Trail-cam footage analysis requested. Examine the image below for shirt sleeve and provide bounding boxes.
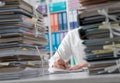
[49,31,72,69]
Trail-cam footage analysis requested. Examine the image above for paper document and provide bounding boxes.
[49,68,84,74]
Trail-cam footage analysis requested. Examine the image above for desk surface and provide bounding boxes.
[1,72,120,83]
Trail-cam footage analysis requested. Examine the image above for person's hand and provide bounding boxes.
[52,58,68,70]
[69,63,88,70]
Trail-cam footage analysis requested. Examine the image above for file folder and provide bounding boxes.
[54,13,59,31]
[62,12,68,30]
[58,13,63,30]
[56,32,60,48]
[50,14,54,32]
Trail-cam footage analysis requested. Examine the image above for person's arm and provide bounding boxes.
[69,62,88,70]
[49,31,72,70]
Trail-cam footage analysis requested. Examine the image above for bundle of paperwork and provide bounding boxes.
[78,0,120,75]
[0,0,49,80]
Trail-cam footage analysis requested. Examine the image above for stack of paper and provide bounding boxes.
[79,0,120,9]
[78,1,120,75]
[49,67,84,74]
[0,0,49,80]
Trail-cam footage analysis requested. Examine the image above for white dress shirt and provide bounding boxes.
[49,28,87,72]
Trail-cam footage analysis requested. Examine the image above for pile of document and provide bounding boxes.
[79,0,120,9]
[0,0,49,80]
[78,1,120,75]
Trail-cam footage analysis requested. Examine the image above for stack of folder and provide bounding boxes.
[79,0,120,8]
[50,12,68,32]
[0,0,49,80]
[78,1,120,75]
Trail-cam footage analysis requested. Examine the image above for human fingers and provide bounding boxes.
[69,65,82,70]
[58,58,69,69]
[53,62,66,69]
[65,62,69,68]
[69,63,88,70]
[57,58,66,65]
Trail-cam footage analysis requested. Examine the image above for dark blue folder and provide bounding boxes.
[58,13,63,30]
[62,12,68,30]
